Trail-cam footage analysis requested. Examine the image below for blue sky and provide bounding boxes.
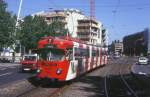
[5,0,150,43]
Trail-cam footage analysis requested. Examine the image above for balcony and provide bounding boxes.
[45,18,67,25]
[80,38,90,41]
[77,32,90,35]
[78,19,98,25]
[78,35,90,38]
[77,29,90,32]
[78,24,91,27]
[91,24,99,28]
[45,12,66,18]
[78,23,99,28]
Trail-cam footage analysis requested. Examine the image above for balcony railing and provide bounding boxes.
[78,35,90,39]
[78,23,99,28]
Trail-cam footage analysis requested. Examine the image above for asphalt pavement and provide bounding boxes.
[131,63,150,75]
[0,63,33,86]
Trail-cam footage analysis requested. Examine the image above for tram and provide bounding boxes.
[36,36,107,81]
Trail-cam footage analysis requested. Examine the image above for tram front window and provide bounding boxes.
[39,48,65,61]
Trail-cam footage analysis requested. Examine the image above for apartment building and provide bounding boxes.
[77,18,102,45]
[123,28,150,56]
[33,9,105,45]
[33,9,85,38]
[110,40,123,55]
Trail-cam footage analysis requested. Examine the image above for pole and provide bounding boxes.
[13,0,23,61]
[15,0,23,30]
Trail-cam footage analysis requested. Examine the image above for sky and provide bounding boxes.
[5,0,150,44]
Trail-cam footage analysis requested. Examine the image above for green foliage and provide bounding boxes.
[47,21,68,37]
[19,15,68,52]
[0,0,15,49]
[19,15,47,51]
[0,0,68,53]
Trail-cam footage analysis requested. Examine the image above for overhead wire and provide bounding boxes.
[107,0,121,44]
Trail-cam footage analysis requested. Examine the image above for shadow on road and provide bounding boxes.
[74,75,105,97]
[74,73,150,97]
[27,76,68,88]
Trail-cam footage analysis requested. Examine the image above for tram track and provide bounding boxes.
[119,60,139,97]
[103,58,149,97]
[103,63,132,97]
[15,79,72,97]
[119,61,150,97]
[104,75,135,97]
[120,74,139,97]
[120,73,150,97]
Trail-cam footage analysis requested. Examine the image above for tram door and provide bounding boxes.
[74,47,84,74]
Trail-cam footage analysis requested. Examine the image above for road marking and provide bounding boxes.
[9,66,16,69]
[0,72,12,77]
[0,63,20,67]
[0,68,7,71]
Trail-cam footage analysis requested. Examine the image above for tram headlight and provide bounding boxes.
[37,68,41,73]
[56,68,62,75]
[37,69,41,73]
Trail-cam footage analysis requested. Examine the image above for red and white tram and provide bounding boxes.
[36,36,107,81]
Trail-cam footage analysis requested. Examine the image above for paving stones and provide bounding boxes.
[0,79,35,97]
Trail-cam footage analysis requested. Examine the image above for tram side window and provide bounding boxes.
[92,50,96,56]
[81,48,89,57]
[97,49,100,57]
[86,49,90,57]
[102,50,105,56]
[74,48,81,57]
[74,48,89,57]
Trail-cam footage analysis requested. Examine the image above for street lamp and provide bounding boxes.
[13,0,23,62]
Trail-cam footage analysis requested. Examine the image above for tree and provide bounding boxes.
[47,21,68,37]
[19,15,48,52]
[0,0,16,49]
[19,15,68,53]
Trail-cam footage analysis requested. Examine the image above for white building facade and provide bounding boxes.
[33,9,104,45]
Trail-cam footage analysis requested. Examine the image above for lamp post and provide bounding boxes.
[13,0,23,62]
[15,0,23,33]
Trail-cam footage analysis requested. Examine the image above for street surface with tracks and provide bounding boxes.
[0,56,150,97]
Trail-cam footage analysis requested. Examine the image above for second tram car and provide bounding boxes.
[36,36,107,81]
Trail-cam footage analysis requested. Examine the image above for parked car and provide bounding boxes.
[138,57,148,65]
[20,54,38,72]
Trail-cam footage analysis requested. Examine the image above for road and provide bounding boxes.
[1,56,150,97]
[0,63,33,86]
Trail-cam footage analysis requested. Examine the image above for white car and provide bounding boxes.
[138,57,148,65]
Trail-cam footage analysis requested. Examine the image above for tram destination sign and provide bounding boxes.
[45,44,55,48]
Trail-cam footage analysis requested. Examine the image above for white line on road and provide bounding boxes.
[0,72,12,77]
[0,63,21,67]
[0,68,7,71]
[9,66,16,69]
